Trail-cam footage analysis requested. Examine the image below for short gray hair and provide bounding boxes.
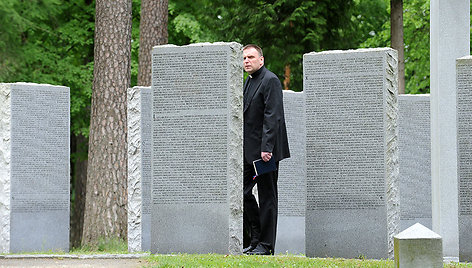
[243,44,263,57]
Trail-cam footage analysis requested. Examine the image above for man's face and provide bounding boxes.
[243,47,264,74]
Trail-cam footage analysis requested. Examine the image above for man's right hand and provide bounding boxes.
[261,152,272,162]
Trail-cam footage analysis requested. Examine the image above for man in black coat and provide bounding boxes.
[242,44,290,255]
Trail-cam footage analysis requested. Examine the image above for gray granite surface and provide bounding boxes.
[276,90,306,254]
[457,56,472,262]
[398,94,431,231]
[304,48,399,259]
[0,83,70,253]
[150,43,243,254]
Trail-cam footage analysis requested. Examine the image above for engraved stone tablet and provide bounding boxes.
[151,43,243,254]
[0,83,70,253]
[276,90,306,254]
[304,48,399,259]
[127,86,152,252]
[456,55,472,262]
[398,95,431,231]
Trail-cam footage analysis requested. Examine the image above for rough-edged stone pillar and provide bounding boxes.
[304,48,399,259]
[0,83,70,253]
[430,0,470,260]
[151,43,243,254]
[127,86,152,252]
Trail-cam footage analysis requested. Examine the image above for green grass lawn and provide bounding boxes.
[145,254,472,268]
[8,237,472,268]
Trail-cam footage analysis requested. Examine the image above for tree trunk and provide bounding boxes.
[137,0,168,86]
[283,64,291,91]
[391,0,405,94]
[83,0,132,244]
[70,134,88,248]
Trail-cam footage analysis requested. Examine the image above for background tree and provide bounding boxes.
[391,0,405,94]
[82,0,132,244]
[193,0,357,91]
[137,0,168,86]
[362,0,430,94]
[0,0,94,248]
[167,0,390,91]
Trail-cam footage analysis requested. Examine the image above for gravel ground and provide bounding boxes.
[0,258,148,267]
[0,254,150,268]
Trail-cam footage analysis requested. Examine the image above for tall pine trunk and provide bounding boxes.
[83,0,132,244]
[137,0,168,86]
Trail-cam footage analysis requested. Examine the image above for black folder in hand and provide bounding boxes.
[252,157,277,178]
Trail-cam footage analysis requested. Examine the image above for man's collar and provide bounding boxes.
[249,66,264,79]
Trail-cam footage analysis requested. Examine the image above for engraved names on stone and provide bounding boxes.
[304,48,399,259]
[151,43,243,254]
[276,90,306,254]
[140,87,152,252]
[0,83,70,253]
[398,95,431,231]
[456,56,472,261]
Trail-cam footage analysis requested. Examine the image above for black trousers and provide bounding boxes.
[243,159,279,252]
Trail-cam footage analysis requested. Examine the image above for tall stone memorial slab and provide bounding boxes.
[430,0,469,259]
[304,48,399,259]
[0,83,70,253]
[151,43,243,254]
[127,86,152,252]
[276,90,306,254]
[398,95,431,231]
[456,56,472,262]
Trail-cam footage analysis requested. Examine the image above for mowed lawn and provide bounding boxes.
[146,254,472,267]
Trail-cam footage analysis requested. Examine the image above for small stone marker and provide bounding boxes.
[394,223,442,268]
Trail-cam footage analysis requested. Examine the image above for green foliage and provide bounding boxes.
[163,0,391,91]
[131,0,141,87]
[349,0,389,47]
[362,0,431,94]
[168,0,215,44]
[200,0,358,91]
[403,0,430,94]
[164,0,375,91]
[0,0,94,137]
[365,0,472,95]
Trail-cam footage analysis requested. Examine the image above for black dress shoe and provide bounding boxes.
[243,244,257,254]
[246,244,271,255]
